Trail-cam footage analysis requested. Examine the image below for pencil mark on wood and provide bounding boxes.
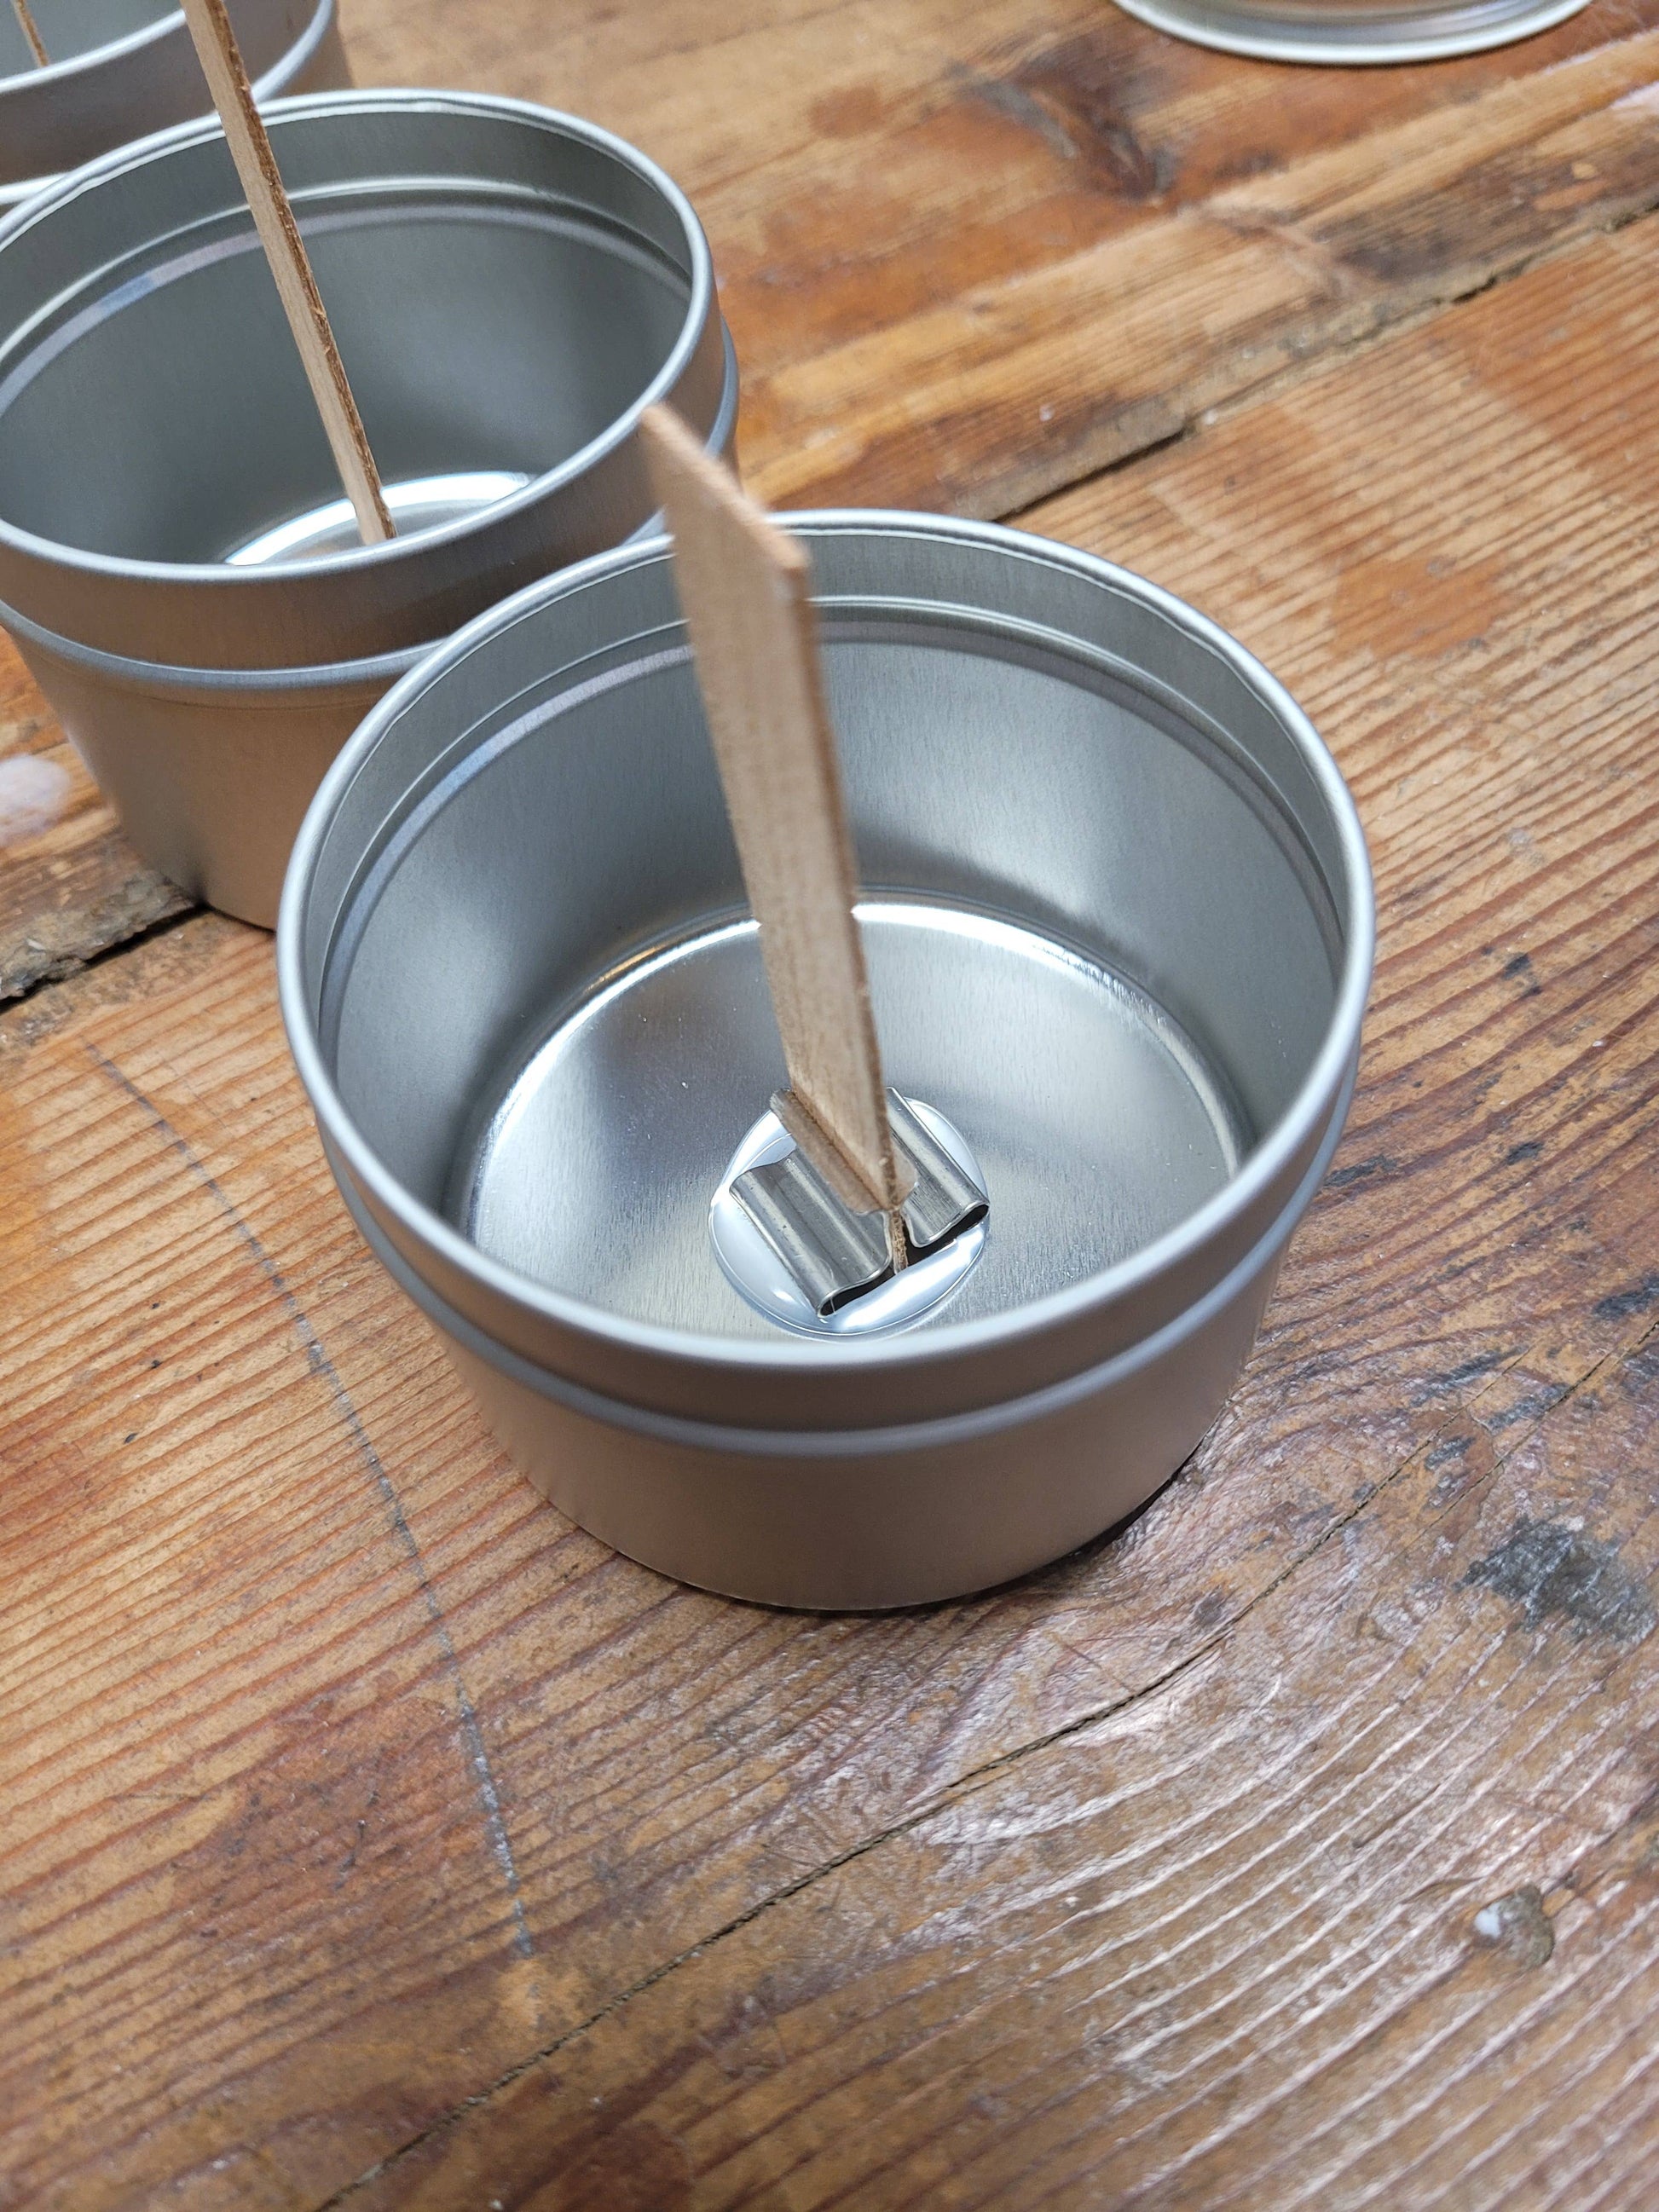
[84,1043,534,1961]
[1461,1517,1656,1645]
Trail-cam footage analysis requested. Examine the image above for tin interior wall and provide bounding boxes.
[0,201,691,562]
[324,626,1337,1331]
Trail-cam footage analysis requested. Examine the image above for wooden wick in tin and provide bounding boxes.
[640,404,915,1270]
[12,0,49,66]
[177,0,395,546]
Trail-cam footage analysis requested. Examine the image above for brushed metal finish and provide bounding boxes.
[0,91,731,665]
[0,86,737,929]
[2,596,422,925]
[279,515,1374,1608]
[724,1087,990,1325]
[1109,0,1589,62]
[0,0,348,207]
[715,1089,991,1333]
[0,326,736,927]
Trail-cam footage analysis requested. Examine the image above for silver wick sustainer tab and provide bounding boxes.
[712,1092,990,1337]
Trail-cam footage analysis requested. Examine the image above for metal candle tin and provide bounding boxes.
[1109,0,1590,64]
[280,517,1373,1610]
[0,0,348,211]
[0,90,737,922]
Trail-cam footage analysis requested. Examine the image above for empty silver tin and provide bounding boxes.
[1109,0,1590,64]
[279,515,1373,1610]
[0,0,348,211]
[0,89,737,922]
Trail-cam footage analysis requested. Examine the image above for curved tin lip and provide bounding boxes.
[0,0,337,199]
[348,1052,1357,1453]
[278,511,1376,1386]
[0,86,716,586]
[1,5,185,96]
[0,319,737,696]
[0,586,431,690]
[1107,0,1588,62]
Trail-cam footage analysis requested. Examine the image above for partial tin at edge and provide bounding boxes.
[1108,0,1590,65]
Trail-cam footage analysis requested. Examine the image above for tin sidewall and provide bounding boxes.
[0,92,725,667]
[1107,0,1591,61]
[279,514,1373,1430]
[0,0,348,198]
[335,1097,1340,1608]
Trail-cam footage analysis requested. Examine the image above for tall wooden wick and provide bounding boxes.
[640,405,913,1271]
[177,0,394,546]
[12,0,49,66]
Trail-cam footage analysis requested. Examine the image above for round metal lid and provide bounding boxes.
[1108,0,1589,64]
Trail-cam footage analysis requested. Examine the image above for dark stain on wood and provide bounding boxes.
[1462,1517,1656,1644]
[1595,1273,1659,1324]
[1005,38,1178,201]
[1327,1153,1396,1189]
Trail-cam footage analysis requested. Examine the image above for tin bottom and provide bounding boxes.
[1107,0,1590,61]
[452,898,1250,1343]
[224,471,533,565]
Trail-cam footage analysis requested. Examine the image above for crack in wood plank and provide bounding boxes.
[83,1043,535,1967]
[311,1293,1659,2209]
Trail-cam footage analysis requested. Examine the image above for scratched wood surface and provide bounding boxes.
[4,3,1659,2208]
[6,0,1659,994]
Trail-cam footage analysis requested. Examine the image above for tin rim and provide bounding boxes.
[0,0,339,202]
[0,88,717,590]
[278,511,1375,1388]
[1107,0,1590,63]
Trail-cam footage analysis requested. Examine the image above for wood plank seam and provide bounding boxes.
[309,1294,1659,2209]
[1,897,194,1008]
[1019,185,1659,540]
[6,193,1658,1017]
[83,1042,535,1965]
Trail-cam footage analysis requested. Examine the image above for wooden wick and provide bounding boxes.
[639,404,914,1270]
[12,0,49,66]
[177,0,394,546]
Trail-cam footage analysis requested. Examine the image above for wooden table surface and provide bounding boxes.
[5,3,1659,2204]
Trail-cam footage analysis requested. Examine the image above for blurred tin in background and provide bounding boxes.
[280,515,1373,1611]
[1,0,349,211]
[0,90,737,922]
[1109,0,1590,64]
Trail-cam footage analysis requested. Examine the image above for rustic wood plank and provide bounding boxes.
[0,650,188,1001]
[348,1331,1659,2211]
[344,0,1659,515]
[4,210,1659,2205]
[4,0,1659,986]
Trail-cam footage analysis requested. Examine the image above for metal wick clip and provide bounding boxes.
[732,1089,988,1319]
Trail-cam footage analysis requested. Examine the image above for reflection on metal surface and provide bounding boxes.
[225,471,530,566]
[714,1093,990,1337]
[1108,0,1591,64]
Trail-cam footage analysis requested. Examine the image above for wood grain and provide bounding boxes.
[344,0,1659,513]
[0,659,188,1002]
[178,0,394,544]
[10,0,47,68]
[5,0,1658,992]
[641,405,909,1232]
[3,200,1659,2204]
